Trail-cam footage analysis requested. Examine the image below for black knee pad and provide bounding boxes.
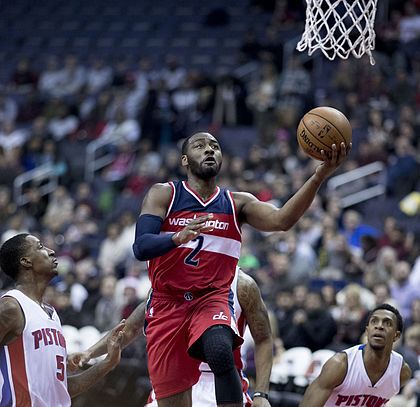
[201,325,235,375]
[201,325,243,404]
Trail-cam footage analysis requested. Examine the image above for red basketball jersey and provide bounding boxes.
[148,181,241,293]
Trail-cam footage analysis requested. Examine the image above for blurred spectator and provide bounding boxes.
[56,54,87,97]
[386,136,419,197]
[277,54,311,112]
[390,261,420,320]
[86,58,113,95]
[282,290,337,351]
[99,108,141,145]
[9,57,39,93]
[161,55,186,92]
[42,186,75,233]
[53,288,81,328]
[378,218,414,260]
[239,29,263,62]
[0,93,18,125]
[340,209,380,255]
[38,56,64,96]
[332,284,368,348]
[246,62,278,142]
[120,280,141,320]
[274,287,296,340]
[94,275,120,332]
[97,223,124,274]
[407,299,420,329]
[48,103,79,141]
[0,120,28,151]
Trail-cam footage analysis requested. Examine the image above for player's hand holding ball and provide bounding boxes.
[297,106,352,179]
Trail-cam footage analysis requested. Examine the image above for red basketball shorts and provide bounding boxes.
[144,289,243,400]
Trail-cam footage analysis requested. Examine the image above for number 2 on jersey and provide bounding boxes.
[184,236,204,266]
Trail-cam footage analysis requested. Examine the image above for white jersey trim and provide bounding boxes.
[182,181,221,207]
[161,231,241,259]
[227,190,241,236]
[165,181,176,218]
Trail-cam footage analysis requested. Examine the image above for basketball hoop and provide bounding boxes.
[296,0,378,65]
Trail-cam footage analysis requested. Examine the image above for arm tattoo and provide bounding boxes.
[237,273,271,343]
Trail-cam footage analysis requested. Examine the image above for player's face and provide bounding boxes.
[23,235,58,277]
[366,309,400,350]
[183,134,222,180]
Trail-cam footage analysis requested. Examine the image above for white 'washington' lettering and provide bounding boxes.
[168,216,229,230]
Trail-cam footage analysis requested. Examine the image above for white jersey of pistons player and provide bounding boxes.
[0,289,71,407]
[146,267,252,407]
[325,344,403,407]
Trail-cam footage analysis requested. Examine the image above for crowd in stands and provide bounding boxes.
[0,0,419,406]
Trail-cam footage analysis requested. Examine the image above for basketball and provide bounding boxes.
[297,106,352,161]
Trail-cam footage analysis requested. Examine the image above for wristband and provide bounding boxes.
[253,391,269,400]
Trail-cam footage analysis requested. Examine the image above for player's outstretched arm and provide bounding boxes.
[234,143,350,232]
[238,271,273,406]
[299,352,347,407]
[68,303,146,370]
[67,323,124,398]
[0,297,24,346]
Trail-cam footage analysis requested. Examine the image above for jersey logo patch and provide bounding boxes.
[213,311,228,321]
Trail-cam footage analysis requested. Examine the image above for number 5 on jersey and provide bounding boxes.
[184,236,204,266]
[56,355,65,381]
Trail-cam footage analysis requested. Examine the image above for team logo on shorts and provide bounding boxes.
[213,311,228,320]
[184,292,194,301]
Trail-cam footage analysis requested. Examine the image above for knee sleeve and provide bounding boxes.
[201,325,235,375]
[201,326,243,404]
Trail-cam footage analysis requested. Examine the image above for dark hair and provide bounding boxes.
[181,135,194,155]
[368,303,403,332]
[0,233,30,281]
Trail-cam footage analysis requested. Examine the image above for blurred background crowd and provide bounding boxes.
[0,0,419,405]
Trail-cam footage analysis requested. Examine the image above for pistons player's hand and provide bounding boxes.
[67,351,92,372]
[173,214,214,245]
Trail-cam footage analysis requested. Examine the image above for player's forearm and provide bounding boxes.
[132,215,177,261]
[87,334,109,359]
[89,314,144,359]
[254,338,273,393]
[299,385,331,407]
[275,173,324,230]
[67,357,117,398]
[121,302,145,347]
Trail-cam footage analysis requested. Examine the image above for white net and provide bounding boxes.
[296,0,378,65]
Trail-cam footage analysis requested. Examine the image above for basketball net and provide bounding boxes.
[296,0,378,65]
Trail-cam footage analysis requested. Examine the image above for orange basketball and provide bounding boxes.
[296,106,352,161]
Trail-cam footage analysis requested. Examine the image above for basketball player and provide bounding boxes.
[0,233,124,406]
[68,268,273,407]
[299,304,412,407]
[132,132,349,406]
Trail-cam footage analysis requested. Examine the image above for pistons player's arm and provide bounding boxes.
[237,271,273,400]
[133,183,214,261]
[0,297,24,346]
[299,352,347,407]
[400,362,412,388]
[233,143,349,232]
[67,323,124,398]
[68,304,146,371]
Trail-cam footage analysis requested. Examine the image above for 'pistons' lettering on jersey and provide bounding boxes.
[168,214,229,230]
[32,328,66,350]
[335,394,389,406]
